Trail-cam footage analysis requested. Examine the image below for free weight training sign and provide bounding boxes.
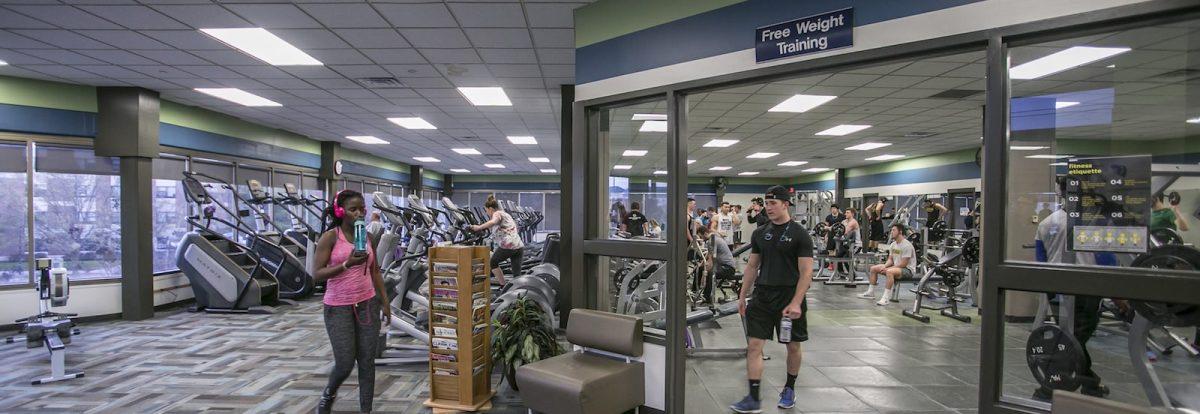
[1064,155,1151,253]
[755,8,853,63]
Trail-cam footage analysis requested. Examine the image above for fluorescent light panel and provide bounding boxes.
[388,117,436,130]
[1026,154,1073,159]
[457,87,511,106]
[529,157,550,163]
[746,152,778,159]
[639,121,668,132]
[816,124,871,136]
[200,28,322,66]
[450,168,470,173]
[540,169,557,173]
[613,165,632,170]
[622,150,648,157]
[845,142,892,151]
[738,171,759,176]
[703,139,738,148]
[802,167,831,173]
[1010,46,1131,79]
[485,163,505,168]
[1011,146,1048,150]
[0,59,7,65]
[631,114,667,121]
[1055,101,1080,109]
[778,161,808,167]
[413,157,440,163]
[865,154,905,161]
[508,136,537,145]
[687,159,696,164]
[709,166,731,171]
[1187,117,1200,124]
[452,148,480,155]
[195,88,281,107]
[1048,163,1068,166]
[768,94,837,113]
[345,136,387,144]
[653,170,667,175]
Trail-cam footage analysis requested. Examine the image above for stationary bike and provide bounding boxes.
[4,258,84,384]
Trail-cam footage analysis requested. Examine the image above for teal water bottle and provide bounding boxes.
[354,218,367,253]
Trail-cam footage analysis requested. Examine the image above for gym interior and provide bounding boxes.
[0,1,1198,413]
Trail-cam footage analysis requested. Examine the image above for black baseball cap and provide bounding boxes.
[764,185,791,205]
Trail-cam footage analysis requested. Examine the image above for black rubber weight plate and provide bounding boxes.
[1026,324,1085,392]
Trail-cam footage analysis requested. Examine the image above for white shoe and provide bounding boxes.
[857,291,875,299]
[875,298,889,306]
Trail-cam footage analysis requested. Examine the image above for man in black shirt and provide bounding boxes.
[824,205,841,226]
[731,186,814,413]
[623,201,648,237]
[746,197,769,227]
[923,198,947,228]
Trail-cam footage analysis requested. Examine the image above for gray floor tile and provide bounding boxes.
[844,386,947,412]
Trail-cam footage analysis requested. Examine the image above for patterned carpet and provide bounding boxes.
[0,300,527,414]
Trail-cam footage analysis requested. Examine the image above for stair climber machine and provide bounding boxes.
[4,258,83,384]
[176,171,288,313]
[238,179,315,299]
[273,183,324,291]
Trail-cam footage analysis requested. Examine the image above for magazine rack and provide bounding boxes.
[425,245,493,411]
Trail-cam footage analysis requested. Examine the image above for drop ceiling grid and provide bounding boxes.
[0,0,589,174]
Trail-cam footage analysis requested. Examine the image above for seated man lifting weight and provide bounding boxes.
[857,223,916,306]
[697,225,737,301]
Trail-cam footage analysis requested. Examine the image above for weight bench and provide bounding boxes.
[517,309,645,414]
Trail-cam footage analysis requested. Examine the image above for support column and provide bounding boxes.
[834,168,847,207]
[410,164,424,194]
[559,84,575,327]
[319,141,341,195]
[95,87,159,321]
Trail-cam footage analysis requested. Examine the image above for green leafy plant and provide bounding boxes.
[491,295,560,390]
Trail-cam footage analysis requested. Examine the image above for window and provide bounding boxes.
[363,181,379,214]
[301,174,323,231]
[602,98,670,240]
[191,160,237,240]
[235,165,271,241]
[34,145,121,281]
[544,192,561,232]
[0,142,29,286]
[272,170,302,233]
[520,192,545,232]
[152,155,189,274]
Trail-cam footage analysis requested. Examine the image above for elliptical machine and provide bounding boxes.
[4,258,84,384]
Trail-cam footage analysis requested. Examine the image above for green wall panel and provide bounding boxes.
[575,0,744,47]
[0,75,96,112]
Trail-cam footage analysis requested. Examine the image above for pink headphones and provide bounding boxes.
[333,190,347,218]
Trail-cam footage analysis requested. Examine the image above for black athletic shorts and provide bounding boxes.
[746,286,808,343]
[714,263,736,281]
[491,247,524,274]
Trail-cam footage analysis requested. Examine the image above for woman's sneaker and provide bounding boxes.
[730,395,762,413]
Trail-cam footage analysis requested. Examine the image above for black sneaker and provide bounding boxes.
[1032,387,1053,402]
[1082,385,1110,398]
[317,388,336,414]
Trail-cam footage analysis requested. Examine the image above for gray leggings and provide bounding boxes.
[323,297,382,412]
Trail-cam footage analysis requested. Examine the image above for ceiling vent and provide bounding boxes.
[355,77,405,88]
[927,89,982,99]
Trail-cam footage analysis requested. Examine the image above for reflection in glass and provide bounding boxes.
[603,99,669,241]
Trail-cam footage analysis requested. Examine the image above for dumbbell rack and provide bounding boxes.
[424,245,494,412]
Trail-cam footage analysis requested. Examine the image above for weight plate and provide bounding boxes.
[928,220,948,243]
[1130,245,1200,327]
[1026,325,1085,392]
[962,236,980,264]
[1149,228,1184,246]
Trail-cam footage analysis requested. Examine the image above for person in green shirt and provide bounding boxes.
[1150,193,1190,233]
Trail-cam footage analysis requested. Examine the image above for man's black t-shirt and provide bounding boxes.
[925,205,941,226]
[750,220,814,286]
[625,211,648,237]
[824,214,840,226]
[748,210,769,227]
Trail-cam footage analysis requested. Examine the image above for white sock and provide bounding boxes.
[863,285,875,294]
[879,287,891,301]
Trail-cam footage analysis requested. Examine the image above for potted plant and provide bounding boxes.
[492,295,560,390]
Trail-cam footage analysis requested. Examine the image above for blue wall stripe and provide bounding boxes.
[845,162,979,189]
[576,0,981,83]
[422,177,444,190]
[159,123,322,169]
[787,180,837,192]
[0,103,96,137]
[341,159,409,183]
[453,181,561,191]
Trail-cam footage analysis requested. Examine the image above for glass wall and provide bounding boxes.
[0,142,29,286]
[449,190,562,233]
[33,145,122,281]
[272,170,302,232]
[602,99,670,240]
[151,155,189,274]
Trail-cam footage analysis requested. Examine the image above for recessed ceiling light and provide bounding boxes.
[452,148,480,155]
[623,150,648,157]
[413,156,440,163]
[1186,117,1200,124]
[746,152,778,159]
[768,94,837,113]
[1010,46,1131,79]
[450,168,470,173]
[709,166,731,171]
[738,171,759,176]
[485,163,506,168]
[1055,101,1080,109]
[613,164,632,170]
[801,167,832,173]
[703,139,739,148]
[816,124,871,136]
[529,157,550,163]
[865,154,905,161]
[1011,145,1048,150]
[457,87,511,106]
[845,142,892,151]
[653,170,668,175]
[1048,163,1068,166]
[346,136,388,144]
[778,161,808,167]
[1026,154,1073,159]
[195,88,281,107]
[508,136,537,145]
[687,159,696,164]
[199,28,322,66]
[639,120,668,132]
[631,114,667,121]
[388,117,436,130]
[540,168,557,173]
[0,59,7,66]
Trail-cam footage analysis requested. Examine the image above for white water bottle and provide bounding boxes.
[779,317,792,343]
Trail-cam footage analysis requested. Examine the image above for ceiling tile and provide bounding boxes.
[0,30,55,49]
[75,65,144,78]
[224,4,323,29]
[530,29,574,48]
[478,48,538,64]
[400,77,455,88]
[536,48,574,64]
[374,3,457,28]
[272,29,351,49]
[228,65,296,79]
[25,65,110,79]
[19,49,106,65]
[361,48,427,65]
[0,9,55,29]
[280,66,346,79]
[333,29,410,49]
[487,64,541,78]
[138,30,229,50]
[384,64,440,77]
[297,3,389,28]
[126,65,198,79]
[75,50,158,65]
[525,3,577,28]
[135,50,211,65]
[4,5,123,29]
[304,48,373,65]
[151,5,253,28]
[257,77,316,89]
[76,5,189,30]
[464,28,533,48]
[10,30,113,50]
[495,77,547,89]
[77,30,172,50]
[419,49,482,64]
[447,3,526,28]
[398,28,471,48]
[307,78,361,89]
[0,49,52,65]
[330,65,391,78]
[178,65,245,79]
[539,64,573,77]
[188,50,263,66]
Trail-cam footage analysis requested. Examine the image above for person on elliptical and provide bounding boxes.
[731,186,814,413]
[1151,192,1190,233]
[623,201,649,237]
[470,196,525,286]
[858,224,915,306]
[697,225,736,303]
[312,189,390,414]
[922,198,948,228]
[865,198,887,250]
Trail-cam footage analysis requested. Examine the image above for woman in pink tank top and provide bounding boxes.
[310,190,389,413]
